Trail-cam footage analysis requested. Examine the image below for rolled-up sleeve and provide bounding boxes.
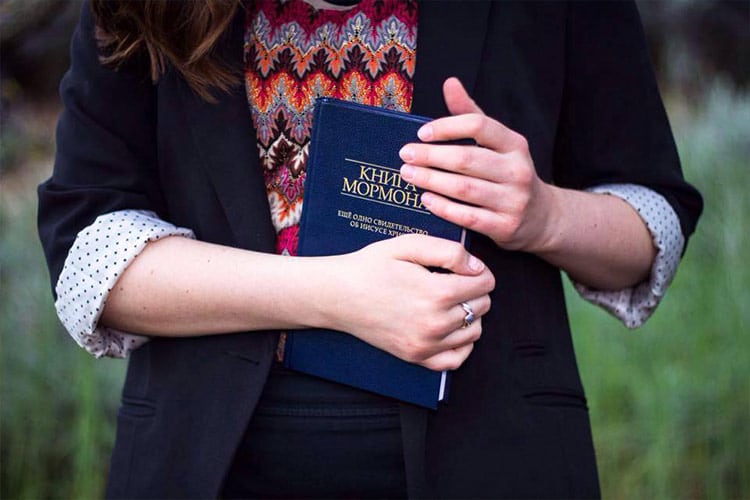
[55,210,194,358]
[551,1,703,327]
[572,184,684,328]
[38,3,168,329]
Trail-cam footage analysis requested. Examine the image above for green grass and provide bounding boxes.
[566,83,750,499]
[1,83,747,499]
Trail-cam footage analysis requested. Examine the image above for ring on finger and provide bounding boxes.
[460,302,475,328]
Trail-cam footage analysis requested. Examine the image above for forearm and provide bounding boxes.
[534,185,656,290]
[98,233,495,371]
[100,236,331,335]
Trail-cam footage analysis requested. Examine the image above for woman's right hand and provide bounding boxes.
[317,234,495,371]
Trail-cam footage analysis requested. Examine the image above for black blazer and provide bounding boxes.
[38,2,702,498]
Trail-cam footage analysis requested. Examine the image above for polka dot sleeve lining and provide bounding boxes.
[54,210,195,358]
[573,183,685,328]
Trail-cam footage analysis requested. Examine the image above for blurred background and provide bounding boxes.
[1,1,748,498]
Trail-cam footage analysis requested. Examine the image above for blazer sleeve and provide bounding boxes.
[552,0,703,244]
[38,2,166,296]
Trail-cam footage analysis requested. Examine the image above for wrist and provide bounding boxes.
[525,182,565,256]
[298,254,353,332]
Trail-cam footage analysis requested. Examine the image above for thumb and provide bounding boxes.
[443,77,484,116]
[387,234,485,276]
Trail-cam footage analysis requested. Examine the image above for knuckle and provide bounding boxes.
[485,293,493,311]
[445,359,462,371]
[403,352,421,364]
[485,272,496,291]
[423,286,448,304]
[507,223,521,240]
[519,188,532,208]
[504,213,522,236]
[512,132,529,152]
[506,192,523,212]
[419,164,432,183]
[514,164,534,187]
[458,149,474,172]
[475,321,483,337]
[455,177,474,199]
[405,233,426,245]
[395,336,422,363]
[509,194,530,223]
[401,346,423,364]
[423,315,446,337]
[459,209,480,229]
[413,145,426,164]
[466,115,485,136]
[414,339,434,360]
[443,242,466,268]
[422,358,441,371]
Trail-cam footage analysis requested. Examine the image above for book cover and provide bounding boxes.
[284,98,467,409]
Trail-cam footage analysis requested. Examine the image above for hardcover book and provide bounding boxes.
[284,98,467,409]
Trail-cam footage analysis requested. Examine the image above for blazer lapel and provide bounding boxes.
[176,6,275,251]
[412,1,491,117]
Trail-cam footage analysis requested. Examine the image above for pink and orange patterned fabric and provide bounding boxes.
[244,0,418,255]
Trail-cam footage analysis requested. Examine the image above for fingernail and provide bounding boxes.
[400,164,415,180]
[399,145,415,162]
[468,255,484,272]
[417,124,433,141]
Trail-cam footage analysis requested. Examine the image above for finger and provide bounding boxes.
[431,272,496,308]
[421,343,474,372]
[418,113,528,154]
[442,77,484,116]
[434,319,483,351]
[449,296,491,330]
[399,143,512,183]
[400,163,498,207]
[385,234,485,276]
[420,191,517,238]
[403,163,531,213]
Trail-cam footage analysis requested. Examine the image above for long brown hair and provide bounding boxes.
[90,0,241,102]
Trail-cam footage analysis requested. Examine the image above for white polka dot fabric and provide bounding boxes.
[54,210,195,358]
[573,183,685,328]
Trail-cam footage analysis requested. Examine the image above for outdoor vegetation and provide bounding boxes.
[1,1,748,498]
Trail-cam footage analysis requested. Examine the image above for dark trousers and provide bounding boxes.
[221,363,408,499]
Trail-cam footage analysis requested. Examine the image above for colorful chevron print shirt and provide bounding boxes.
[243,0,418,256]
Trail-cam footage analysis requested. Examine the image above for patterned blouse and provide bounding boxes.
[245,0,417,255]
[53,0,685,358]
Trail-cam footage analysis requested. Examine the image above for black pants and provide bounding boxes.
[221,363,408,499]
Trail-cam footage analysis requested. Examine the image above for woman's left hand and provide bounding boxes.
[399,77,557,253]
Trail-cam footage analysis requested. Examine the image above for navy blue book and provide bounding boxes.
[284,98,467,409]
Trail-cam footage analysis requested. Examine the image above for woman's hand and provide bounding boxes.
[397,77,657,290]
[318,234,495,371]
[398,77,557,253]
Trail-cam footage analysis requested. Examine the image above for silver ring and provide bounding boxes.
[460,302,475,328]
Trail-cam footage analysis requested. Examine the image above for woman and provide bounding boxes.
[38,0,702,498]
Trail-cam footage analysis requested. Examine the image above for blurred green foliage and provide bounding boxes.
[567,83,750,499]
[0,207,125,498]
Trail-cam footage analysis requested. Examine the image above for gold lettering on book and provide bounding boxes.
[338,209,430,237]
[340,158,429,214]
